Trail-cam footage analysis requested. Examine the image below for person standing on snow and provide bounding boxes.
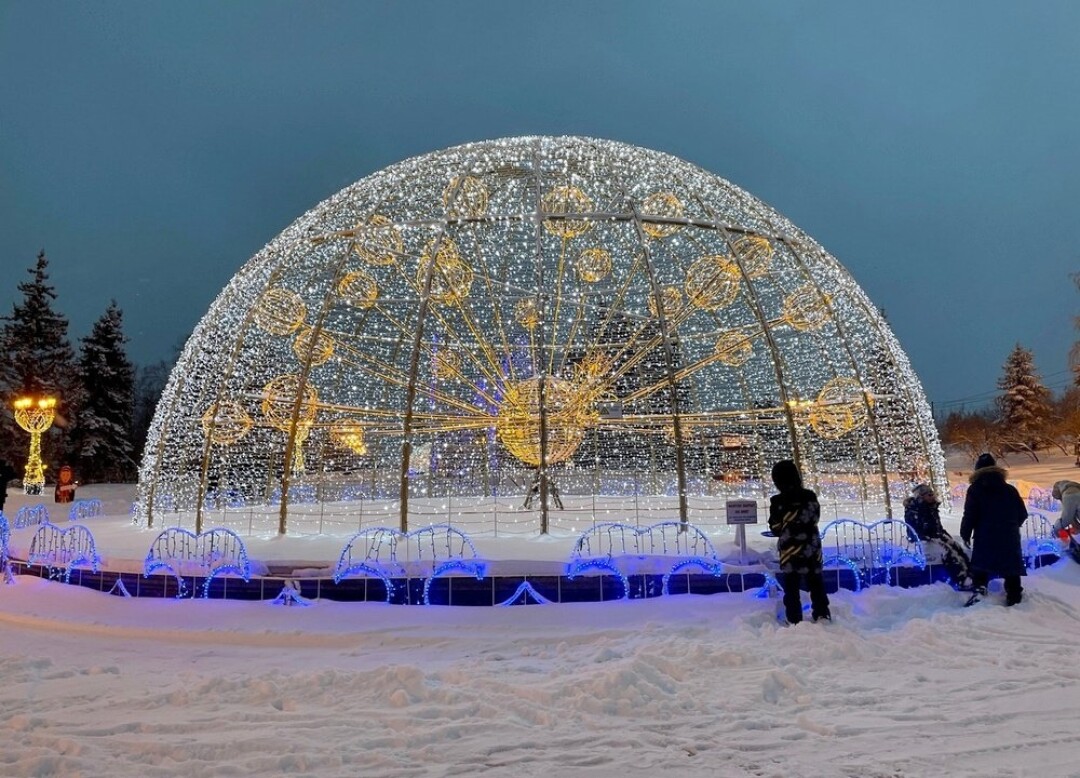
[903,483,972,589]
[960,453,1028,606]
[1051,480,1080,561]
[768,459,830,624]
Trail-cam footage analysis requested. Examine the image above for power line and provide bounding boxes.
[932,368,1075,409]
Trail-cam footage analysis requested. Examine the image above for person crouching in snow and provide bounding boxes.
[960,453,1028,606]
[903,483,972,589]
[768,459,830,624]
[1051,480,1080,562]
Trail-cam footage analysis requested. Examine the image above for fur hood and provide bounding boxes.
[1052,480,1080,500]
[1054,479,1080,499]
[969,465,1008,485]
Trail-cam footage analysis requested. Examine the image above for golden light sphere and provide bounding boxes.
[713,331,754,367]
[807,377,869,439]
[640,192,684,239]
[336,269,379,309]
[782,284,833,331]
[541,185,594,239]
[261,374,319,431]
[433,348,462,380]
[443,175,490,219]
[732,235,774,279]
[647,285,683,319]
[330,420,368,455]
[575,247,612,283]
[496,376,595,466]
[253,288,306,336]
[685,255,741,310]
[292,326,335,367]
[514,297,541,330]
[353,214,403,266]
[201,400,253,445]
[418,237,474,304]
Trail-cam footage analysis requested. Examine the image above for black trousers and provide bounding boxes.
[778,571,830,623]
[970,570,1023,603]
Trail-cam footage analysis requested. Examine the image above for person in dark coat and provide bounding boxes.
[768,459,830,624]
[903,483,971,589]
[0,459,15,516]
[960,453,1028,605]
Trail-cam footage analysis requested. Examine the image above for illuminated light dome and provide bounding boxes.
[136,136,945,534]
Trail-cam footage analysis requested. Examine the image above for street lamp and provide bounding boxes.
[13,396,56,495]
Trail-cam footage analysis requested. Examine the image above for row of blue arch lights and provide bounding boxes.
[0,510,1067,604]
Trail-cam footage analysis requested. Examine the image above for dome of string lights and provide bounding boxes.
[136,136,946,535]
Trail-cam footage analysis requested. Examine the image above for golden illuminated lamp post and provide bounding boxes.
[13,396,57,495]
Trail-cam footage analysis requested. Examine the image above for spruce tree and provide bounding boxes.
[75,302,135,482]
[0,251,80,472]
[996,344,1051,456]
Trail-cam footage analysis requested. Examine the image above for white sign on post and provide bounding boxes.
[725,499,759,525]
[725,499,759,565]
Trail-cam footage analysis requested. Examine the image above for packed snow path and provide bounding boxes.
[0,561,1078,777]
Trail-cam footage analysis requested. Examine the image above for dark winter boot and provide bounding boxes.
[964,585,988,607]
[1004,576,1023,606]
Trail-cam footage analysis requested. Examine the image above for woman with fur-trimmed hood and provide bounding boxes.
[903,483,971,589]
[960,453,1028,605]
[1052,480,1080,563]
[1051,480,1080,536]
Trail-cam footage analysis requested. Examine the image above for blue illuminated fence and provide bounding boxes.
[816,511,1062,588]
[333,523,487,604]
[818,519,877,591]
[566,521,724,598]
[68,498,103,521]
[332,527,406,599]
[817,518,926,590]
[1026,487,1060,513]
[1020,512,1062,570]
[27,522,101,583]
[0,512,10,568]
[867,519,927,583]
[14,503,50,529]
[144,527,251,598]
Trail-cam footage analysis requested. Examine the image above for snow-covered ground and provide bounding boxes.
[0,452,1077,777]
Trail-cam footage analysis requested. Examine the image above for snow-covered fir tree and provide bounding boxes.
[74,301,135,482]
[995,343,1051,455]
[0,251,80,471]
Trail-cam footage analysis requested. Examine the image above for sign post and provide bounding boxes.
[725,499,759,565]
